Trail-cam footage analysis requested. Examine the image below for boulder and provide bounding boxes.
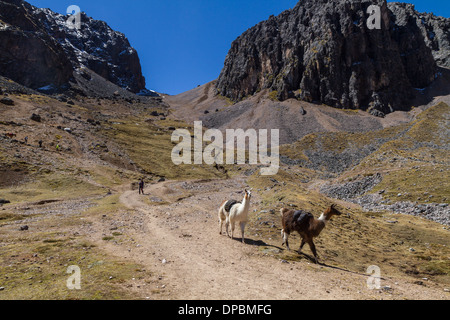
[0,97,14,106]
[30,113,41,122]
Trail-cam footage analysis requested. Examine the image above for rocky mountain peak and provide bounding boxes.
[216,0,450,116]
[0,0,146,94]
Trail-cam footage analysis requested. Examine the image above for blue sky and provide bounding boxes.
[28,0,450,95]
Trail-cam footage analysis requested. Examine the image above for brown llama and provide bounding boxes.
[280,204,342,263]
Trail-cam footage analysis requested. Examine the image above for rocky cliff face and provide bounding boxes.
[388,2,450,69]
[216,0,450,116]
[0,0,146,93]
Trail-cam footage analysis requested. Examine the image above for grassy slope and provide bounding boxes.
[0,94,177,299]
[364,103,449,203]
[0,194,151,300]
[0,90,230,299]
[246,102,450,285]
[1,89,448,298]
[247,170,449,286]
[281,102,449,204]
[101,117,227,180]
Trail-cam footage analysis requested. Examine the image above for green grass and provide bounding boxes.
[247,102,450,284]
[280,122,410,162]
[16,94,55,105]
[0,235,148,300]
[101,117,227,181]
[0,171,107,205]
[268,91,279,101]
[280,102,449,205]
[370,164,449,203]
[246,169,450,285]
[353,103,449,204]
[0,191,153,300]
[83,194,125,216]
[2,92,448,299]
[0,212,29,226]
[407,102,449,144]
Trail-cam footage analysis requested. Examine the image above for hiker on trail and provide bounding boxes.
[139,179,144,195]
[38,140,43,148]
[24,136,28,144]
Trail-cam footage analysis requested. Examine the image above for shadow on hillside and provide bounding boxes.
[412,67,450,108]
[230,237,283,250]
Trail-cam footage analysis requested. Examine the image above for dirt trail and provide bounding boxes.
[90,177,446,300]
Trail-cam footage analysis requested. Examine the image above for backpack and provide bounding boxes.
[293,210,313,228]
[224,200,239,213]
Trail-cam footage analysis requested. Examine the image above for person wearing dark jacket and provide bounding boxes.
[138,179,144,195]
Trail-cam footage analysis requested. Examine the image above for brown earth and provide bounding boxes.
[165,82,415,146]
[84,178,448,300]
[166,67,450,146]
[1,80,448,300]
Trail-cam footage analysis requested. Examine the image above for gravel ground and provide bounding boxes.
[320,174,450,226]
[354,193,450,226]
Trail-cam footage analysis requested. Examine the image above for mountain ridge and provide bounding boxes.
[0,0,449,300]
[0,0,146,94]
[215,0,450,116]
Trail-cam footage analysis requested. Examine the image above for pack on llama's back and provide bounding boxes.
[218,189,252,243]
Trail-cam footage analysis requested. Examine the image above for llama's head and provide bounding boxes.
[244,189,252,201]
[322,204,342,220]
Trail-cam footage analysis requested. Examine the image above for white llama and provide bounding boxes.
[218,189,252,243]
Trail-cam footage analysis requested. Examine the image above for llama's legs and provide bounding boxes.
[225,217,230,237]
[282,231,290,251]
[219,208,226,235]
[218,210,222,235]
[230,222,235,239]
[308,240,318,263]
[298,239,306,253]
[240,222,246,244]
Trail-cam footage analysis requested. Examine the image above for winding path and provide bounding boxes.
[90,178,445,300]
